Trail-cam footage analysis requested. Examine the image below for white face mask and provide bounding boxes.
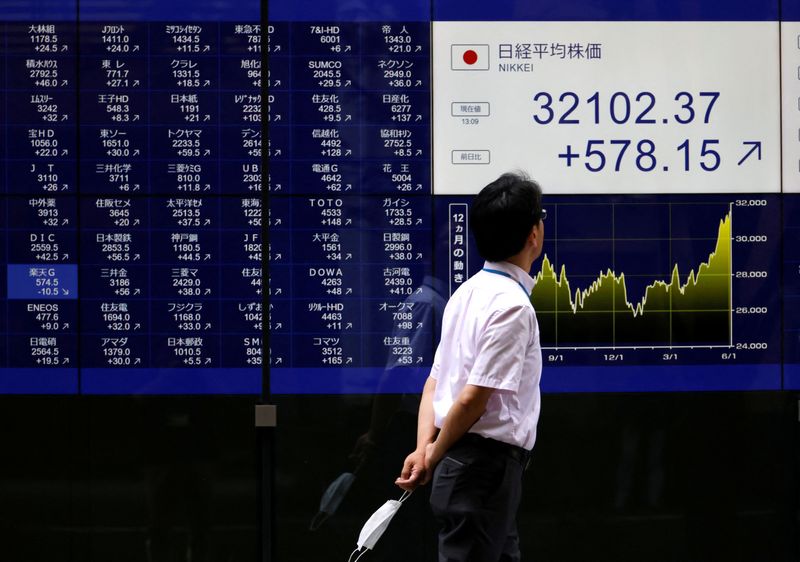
[310,472,356,531]
[348,491,411,562]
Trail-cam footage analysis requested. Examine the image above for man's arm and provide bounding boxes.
[421,303,530,471]
[395,375,438,491]
[423,383,494,473]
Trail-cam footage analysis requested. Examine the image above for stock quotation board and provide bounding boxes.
[268,0,793,396]
[1,0,797,394]
[0,0,262,394]
[430,1,783,392]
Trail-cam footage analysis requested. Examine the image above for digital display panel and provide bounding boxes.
[2,0,798,394]
[783,4,800,390]
[436,194,780,392]
[0,0,261,394]
[267,0,434,394]
[268,0,789,395]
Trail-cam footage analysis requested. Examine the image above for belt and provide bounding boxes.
[457,433,531,467]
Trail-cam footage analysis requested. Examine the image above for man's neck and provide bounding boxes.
[503,254,532,275]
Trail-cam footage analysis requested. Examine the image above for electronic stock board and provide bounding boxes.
[1,0,798,394]
[0,0,261,393]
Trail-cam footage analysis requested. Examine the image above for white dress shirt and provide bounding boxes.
[430,260,542,450]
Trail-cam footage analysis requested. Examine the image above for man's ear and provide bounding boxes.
[528,223,539,248]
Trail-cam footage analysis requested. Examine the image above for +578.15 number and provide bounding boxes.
[558,138,722,172]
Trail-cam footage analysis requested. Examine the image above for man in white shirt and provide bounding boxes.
[396,172,545,561]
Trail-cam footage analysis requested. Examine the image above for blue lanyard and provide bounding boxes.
[482,268,530,296]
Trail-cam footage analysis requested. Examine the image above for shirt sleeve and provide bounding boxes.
[467,305,532,391]
[429,342,442,380]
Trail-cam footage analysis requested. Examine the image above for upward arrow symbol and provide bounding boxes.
[737,141,761,166]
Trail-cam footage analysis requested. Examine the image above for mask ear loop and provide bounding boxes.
[398,490,412,503]
[354,548,370,562]
[348,547,362,562]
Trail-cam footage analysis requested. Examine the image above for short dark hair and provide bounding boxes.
[469,172,543,262]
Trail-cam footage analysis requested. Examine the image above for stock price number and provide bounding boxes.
[557,138,762,173]
[532,90,720,126]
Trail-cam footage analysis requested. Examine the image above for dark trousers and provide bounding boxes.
[429,434,528,562]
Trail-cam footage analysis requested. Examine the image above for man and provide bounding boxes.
[395,172,545,562]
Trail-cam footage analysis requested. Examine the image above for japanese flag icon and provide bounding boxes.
[451,44,489,71]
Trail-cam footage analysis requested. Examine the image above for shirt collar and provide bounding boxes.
[483,260,536,294]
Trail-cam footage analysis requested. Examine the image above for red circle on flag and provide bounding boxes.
[462,49,478,65]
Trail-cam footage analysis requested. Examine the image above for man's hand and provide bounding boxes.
[396,375,438,491]
[395,449,427,491]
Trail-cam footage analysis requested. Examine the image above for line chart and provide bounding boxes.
[532,209,732,348]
